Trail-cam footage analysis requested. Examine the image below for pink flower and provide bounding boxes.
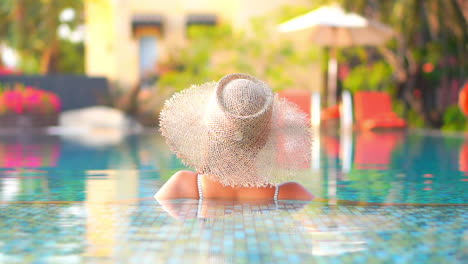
[49,94,61,112]
[24,88,41,113]
[0,85,62,115]
[0,93,5,114]
[3,90,24,114]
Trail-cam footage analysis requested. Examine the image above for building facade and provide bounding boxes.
[85,0,310,89]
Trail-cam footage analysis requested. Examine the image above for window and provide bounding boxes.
[138,36,158,78]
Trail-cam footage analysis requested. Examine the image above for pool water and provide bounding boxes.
[0,130,466,263]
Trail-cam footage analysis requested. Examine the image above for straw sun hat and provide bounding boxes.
[159,73,312,187]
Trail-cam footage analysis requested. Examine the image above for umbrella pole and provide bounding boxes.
[327,47,338,107]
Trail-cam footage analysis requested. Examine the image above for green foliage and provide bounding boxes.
[157,15,322,95]
[343,60,394,93]
[407,109,426,128]
[441,105,467,132]
[393,100,425,128]
[18,54,41,74]
[156,25,225,92]
[314,0,467,129]
[0,0,84,74]
[276,5,314,23]
[57,39,85,74]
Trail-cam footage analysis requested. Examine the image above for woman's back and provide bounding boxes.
[155,171,314,201]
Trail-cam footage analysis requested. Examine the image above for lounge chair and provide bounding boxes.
[354,91,406,130]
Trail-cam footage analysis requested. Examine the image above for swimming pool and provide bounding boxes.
[0,130,466,263]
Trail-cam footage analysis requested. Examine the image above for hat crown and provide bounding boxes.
[221,79,268,116]
[216,73,273,119]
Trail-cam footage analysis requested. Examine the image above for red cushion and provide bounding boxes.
[355,91,393,121]
[361,117,406,130]
[373,111,399,119]
[354,91,406,130]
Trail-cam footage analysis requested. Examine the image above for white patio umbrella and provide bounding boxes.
[278,5,394,106]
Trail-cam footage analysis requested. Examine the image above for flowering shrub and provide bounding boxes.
[0,84,61,115]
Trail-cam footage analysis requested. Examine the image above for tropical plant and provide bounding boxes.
[0,0,84,74]
[441,104,467,132]
[342,61,394,93]
[314,0,467,128]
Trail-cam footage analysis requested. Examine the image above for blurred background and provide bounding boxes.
[0,2,467,260]
[0,0,466,132]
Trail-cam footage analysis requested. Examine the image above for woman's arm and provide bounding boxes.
[154,170,198,200]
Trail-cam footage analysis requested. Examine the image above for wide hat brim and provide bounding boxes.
[159,79,312,187]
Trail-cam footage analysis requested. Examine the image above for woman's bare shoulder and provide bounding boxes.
[154,170,198,200]
[278,182,314,201]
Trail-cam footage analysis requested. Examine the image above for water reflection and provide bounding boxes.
[0,130,467,205]
[84,169,139,257]
[0,133,178,202]
[354,131,404,170]
[0,137,60,168]
[458,142,468,177]
[322,130,468,204]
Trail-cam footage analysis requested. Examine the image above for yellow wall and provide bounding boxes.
[85,0,116,82]
[85,0,311,89]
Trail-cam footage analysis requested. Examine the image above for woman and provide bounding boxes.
[155,73,314,201]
